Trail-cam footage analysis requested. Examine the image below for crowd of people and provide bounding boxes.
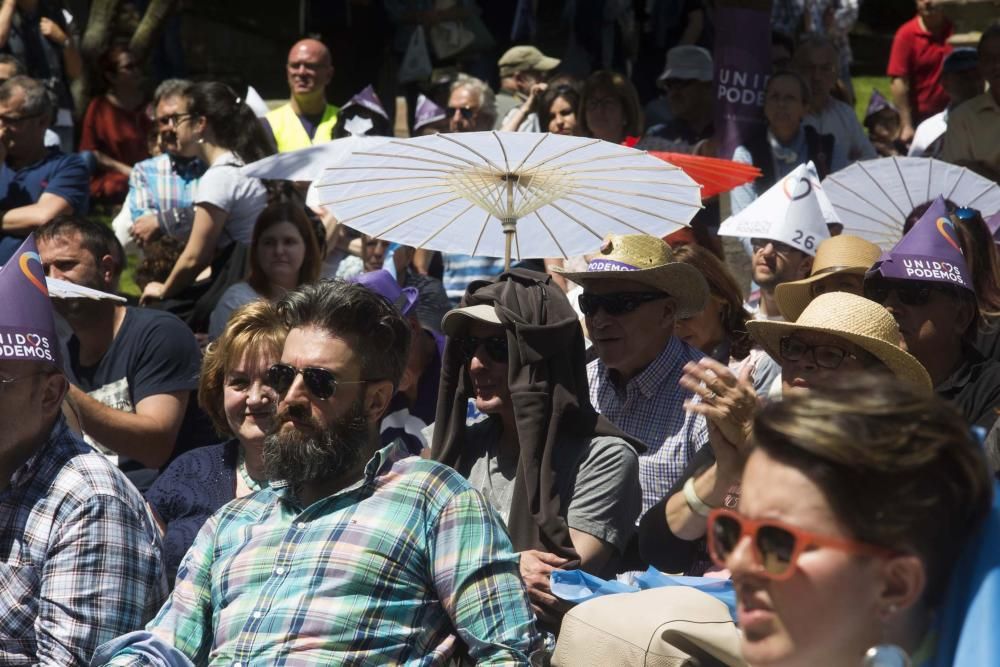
[2,1,1000,665]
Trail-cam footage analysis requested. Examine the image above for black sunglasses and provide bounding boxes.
[864,279,948,307]
[779,336,858,370]
[455,335,508,363]
[265,363,366,400]
[578,291,670,317]
[447,106,475,120]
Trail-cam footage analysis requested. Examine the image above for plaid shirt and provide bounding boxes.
[126,153,206,223]
[587,336,709,515]
[96,439,541,666]
[0,418,167,666]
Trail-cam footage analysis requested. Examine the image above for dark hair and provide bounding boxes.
[0,75,53,120]
[246,200,322,295]
[0,54,25,77]
[35,215,125,282]
[538,83,581,133]
[751,374,992,606]
[673,244,753,359]
[183,81,274,163]
[276,281,411,389]
[199,301,288,436]
[765,69,811,104]
[579,70,643,138]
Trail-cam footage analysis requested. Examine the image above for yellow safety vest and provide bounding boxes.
[266,102,340,152]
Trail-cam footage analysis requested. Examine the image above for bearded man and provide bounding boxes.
[95,281,541,665]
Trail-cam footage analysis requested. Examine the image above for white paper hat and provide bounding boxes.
[719,162,837,256]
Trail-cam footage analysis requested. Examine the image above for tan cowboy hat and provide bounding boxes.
[747,292,932,390]
[775,234,882,321]
[553,234,709,317]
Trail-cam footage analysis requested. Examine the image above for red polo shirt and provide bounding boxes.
[887,16,953,121]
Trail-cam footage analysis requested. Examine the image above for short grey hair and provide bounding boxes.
[0,75,52,119]
[451,73,496,122]
[154,78,192,104]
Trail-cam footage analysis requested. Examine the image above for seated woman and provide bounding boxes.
[139,81,274,327]
[639,292,931,575]
[433,269,642,626]
[672,244,780,396]
[730,70,846,215]
[79,44,152,204]
[208,200,322,339]
[146,301,286,581]
[709,374,992,665]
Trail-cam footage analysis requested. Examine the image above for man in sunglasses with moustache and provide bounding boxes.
[433,269,642,626]
[864,197,1000,429]
[95,280,542,665]
[554,234,710,518]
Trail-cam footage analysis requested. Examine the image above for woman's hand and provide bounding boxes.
[140,281,165,305]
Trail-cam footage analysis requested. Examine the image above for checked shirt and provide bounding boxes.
[97,439,541,666]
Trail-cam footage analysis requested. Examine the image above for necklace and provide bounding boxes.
[237,448,264,493]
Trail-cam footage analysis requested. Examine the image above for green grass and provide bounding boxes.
[853,75,893,123]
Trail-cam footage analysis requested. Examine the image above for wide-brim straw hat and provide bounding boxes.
[747,292,932,391]
[775,234,883,321]
[553,233,709,318]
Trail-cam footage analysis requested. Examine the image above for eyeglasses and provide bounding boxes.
[265,362,367,400]
[155,112,195,128]
[578,291,671,317]
[750,238,799,258]
[447,106,476,120]
[778,336,858,369]
[0,111,43,126]
[707,508,895,581]
[455,335,508,363]
[864,279,948,307]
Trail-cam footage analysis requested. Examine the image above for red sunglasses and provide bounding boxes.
[707,508,896,581]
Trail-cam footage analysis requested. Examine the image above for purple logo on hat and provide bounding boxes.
[587,259,638,272]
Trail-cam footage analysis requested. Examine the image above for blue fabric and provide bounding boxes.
[930,480,1000,666]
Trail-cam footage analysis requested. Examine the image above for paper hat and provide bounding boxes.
[775,234,883,321]
[0,235,61,367]
[552,233,709,318]
[413,94,447,131]
[718,162,835,256]
[350,269,418,316]
[864,89,897,122]
[342,85,389,120]
[867,196,973,292]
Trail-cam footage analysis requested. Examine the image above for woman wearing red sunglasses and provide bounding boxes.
[711,375,991,666]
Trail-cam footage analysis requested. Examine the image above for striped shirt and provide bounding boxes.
[587,336,709,515]
[127,153,206,223]
[96,439,541,666]
[0,418,167,666]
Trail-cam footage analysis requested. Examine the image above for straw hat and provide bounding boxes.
[552,234,709,317]
[775,235,883,321]
[747,292,932,390]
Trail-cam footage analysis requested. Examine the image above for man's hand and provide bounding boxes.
[130,215,161,247]
[519,549,573,625]
[39,17,68,45]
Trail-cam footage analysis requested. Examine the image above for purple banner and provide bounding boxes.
[713,6,773,159]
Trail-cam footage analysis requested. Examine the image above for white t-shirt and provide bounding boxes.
[195,151,268,246]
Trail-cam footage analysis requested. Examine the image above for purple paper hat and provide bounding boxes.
[413,94,447,131]
[0,235,61,367]
[342,85,389,120]
[350,270,418,316]
[867,196,973,292]
[865,89,897,122]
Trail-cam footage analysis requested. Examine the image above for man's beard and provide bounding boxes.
[263,395,371,488]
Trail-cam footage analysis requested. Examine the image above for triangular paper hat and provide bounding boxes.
[865,89,897,122]
[867,196,973,292]
[413,94,447,131]
[342,84,389,120]
[719,162,835,256]
[0,235,61,367]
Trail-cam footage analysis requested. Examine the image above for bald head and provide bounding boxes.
[286,39,333,101]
